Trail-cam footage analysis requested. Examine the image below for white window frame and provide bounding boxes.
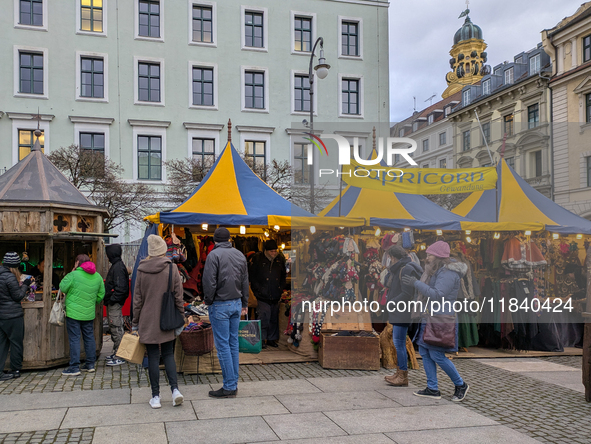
[241,6,268,53]
[399,129,404,137]
[188,0,217,47]
[14,0,48,31]
[482,79,491,95]
[422,139,429,152]
[241,65,269,113]
[239,132,271,165]
[73,123,111,158]
[290,11,316,55]
[463,89,470,105]
[188,61,218,110]
[290,135,314,185]
[291,70,316,116]
[13,45,49,99]
[131,124,167,183]
[504,67,514,85]
[445,106,451,117]
[75,51,109,102]
[428,114,434,124]
[412,122,418,131]
[338,15,363,60]
[135,0,164,42]
[186,128,220,159]
[134,56,165,106]
[11,118,50,165]
[439,131,446,146]
[76,0,107,37]
[338,74,364,119]
[530,54,541,75]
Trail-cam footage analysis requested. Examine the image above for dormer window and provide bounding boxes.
[463,89,470,105]
[428,114,434,124]
[412,122,418,132]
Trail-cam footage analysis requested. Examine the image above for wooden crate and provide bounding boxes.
[318,332,380,370]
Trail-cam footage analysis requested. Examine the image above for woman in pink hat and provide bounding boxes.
[401,240,469,402]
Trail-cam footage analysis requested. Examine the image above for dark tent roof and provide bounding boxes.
[0,150,95,208]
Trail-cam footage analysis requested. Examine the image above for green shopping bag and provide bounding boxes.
[239,317,262,353]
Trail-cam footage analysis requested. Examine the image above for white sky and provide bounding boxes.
[388,0,584,122]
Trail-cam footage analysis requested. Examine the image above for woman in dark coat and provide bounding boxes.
[383,246,422,387]
[402,241,469,402]
[0,252,31,381]
[133,235,185,409]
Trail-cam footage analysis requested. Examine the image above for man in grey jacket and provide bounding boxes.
[203,227,249,398]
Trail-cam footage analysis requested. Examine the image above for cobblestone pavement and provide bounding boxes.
[2,353,591,444]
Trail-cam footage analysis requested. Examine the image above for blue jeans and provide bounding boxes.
[392,325,408,371]
[419,345,463,390]
[208,299,241,391]
[66,317,96,369]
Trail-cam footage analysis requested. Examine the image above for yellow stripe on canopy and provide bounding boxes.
[173,145,247,215]
[460,222,545,232]
[453,191,483,217]
[347,188,414,219]
[498,161,557,225]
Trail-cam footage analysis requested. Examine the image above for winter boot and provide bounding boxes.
[385,370,408,387]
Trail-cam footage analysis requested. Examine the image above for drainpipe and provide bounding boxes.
[543,31,557,201]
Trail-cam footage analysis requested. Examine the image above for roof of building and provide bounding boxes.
[391,92,461,137]
[546,2,591,37]
[454,15,483,44]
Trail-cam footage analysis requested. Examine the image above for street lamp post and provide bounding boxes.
[308,37,330,214]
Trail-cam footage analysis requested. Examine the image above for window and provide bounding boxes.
[530,54,541,75]
[482,163,491,168]
[341,79,360,115]
[294,16,312,52]
[80,0,103,32]
[80,57,104,98]
[138,0,160,38]
[584,35,591,63]
[341,21,359,56]
[528,104,539,129]
[587,157,591,187]
[463,89,470,105]
[245,141,266,179]
[505,156,514,170]
[293,143,309,184]
[137,135,161,180]
[245,11,263,48]
[482,79,491,95]
[19,0,43,26]
[445,106,451,117]
[192,138,215,164]
[494,68,501,76]
[482,122,491,144]
[192,5,212,43]
[439,158,447,169]
[412,122,418,132]
[19,52,43,94]
[79,132,105,154]
[18,129,44,160]
[422,163,429,169]
[399,129,404,137]
[422,139,429,152]
[586,93,591,123]
[244,71,264,109]
[294,74,310,112]
[138,62,160,102]
[504,68,514,85]
[534,151,542,177]
[192,67,214,106]
[439,132,446,146]
[504,114,514,136]
[515,56,523,64]
[462,130,470,151]
[428,114,434,124]
[394,154,400,163]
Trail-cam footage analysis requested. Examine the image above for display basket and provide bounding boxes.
[179,326,214,356]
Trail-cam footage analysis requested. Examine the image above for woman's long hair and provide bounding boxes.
[8,267,21,282]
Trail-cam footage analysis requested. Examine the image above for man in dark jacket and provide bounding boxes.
[203,227,249,398]
[104,244,129,366]
[249,240,286,348]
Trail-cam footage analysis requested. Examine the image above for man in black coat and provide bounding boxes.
[249,240,286,348]
[104,244,129,366]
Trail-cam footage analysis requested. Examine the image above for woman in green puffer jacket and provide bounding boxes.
[59,254,105,376]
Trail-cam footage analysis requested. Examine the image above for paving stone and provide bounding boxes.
[0,409,67,434]
[192,396,289,419]
[165,417,277,444]
[93,423,166,444]
[387,425,541,443]
[275,390,399,413]
[262,412,346,440]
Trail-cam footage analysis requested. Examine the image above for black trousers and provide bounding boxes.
[0,317,24,372]
[145,340,178,397]
[257,301,279,341]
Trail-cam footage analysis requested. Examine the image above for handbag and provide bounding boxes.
[116,333,146,364]
[239,315,262,353]
[423,314,456,348]
[160,263,185,331]
[49,290,65,326]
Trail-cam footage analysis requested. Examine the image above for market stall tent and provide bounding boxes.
[453,159,591,234]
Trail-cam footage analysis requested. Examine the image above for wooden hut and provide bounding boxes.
[0,129,111,369]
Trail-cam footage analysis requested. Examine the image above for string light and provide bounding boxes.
[552,233,559,239]
[436,230,443,236]
[404,227,411,232]
[305,238,309,242]
[525,230,531,236]
[264,231,270,237]
[375,227,381,237]
[281,243,286,250]
[466,236,472,243]
[339,227,344,229]
[274,225,280,231]
[493,232,500,239]
[420,244,426,250]
[577,234,583,239]
[240,225,246,234]
[465,230,471,235]
[310,226,316,234]
[201,223,208,231]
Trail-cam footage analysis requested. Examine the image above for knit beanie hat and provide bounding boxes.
[426,241,450,258]
[264,240,278,251]
[3,252,21,268]
[147,235,167,257]
[213,227,231,243]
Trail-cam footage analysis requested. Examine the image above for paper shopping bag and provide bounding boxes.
[116,333,146,364]
[238,319,262,354]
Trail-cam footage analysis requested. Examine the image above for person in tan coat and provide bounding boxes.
[133,235,185,409]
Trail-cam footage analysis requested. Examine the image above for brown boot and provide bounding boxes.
[385,370,408,387]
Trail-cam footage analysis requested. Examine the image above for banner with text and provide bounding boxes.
[341,161,498,194]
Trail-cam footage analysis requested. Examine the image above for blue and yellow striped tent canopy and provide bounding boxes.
[146,142,316,227]
[453,159,591,234]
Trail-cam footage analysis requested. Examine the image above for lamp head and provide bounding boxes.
[314,48,330,79]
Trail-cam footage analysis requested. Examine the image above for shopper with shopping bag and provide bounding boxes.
[203,227,249,399]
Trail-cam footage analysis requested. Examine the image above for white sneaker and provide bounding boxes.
[149,395,161,409]
[172,388,184,407]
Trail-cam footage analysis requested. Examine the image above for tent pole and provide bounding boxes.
[338,165,343,217]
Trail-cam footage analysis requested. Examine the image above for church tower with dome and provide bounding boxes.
[442,3,490,98]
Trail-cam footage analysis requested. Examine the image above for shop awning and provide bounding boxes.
[453,159,591,234]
